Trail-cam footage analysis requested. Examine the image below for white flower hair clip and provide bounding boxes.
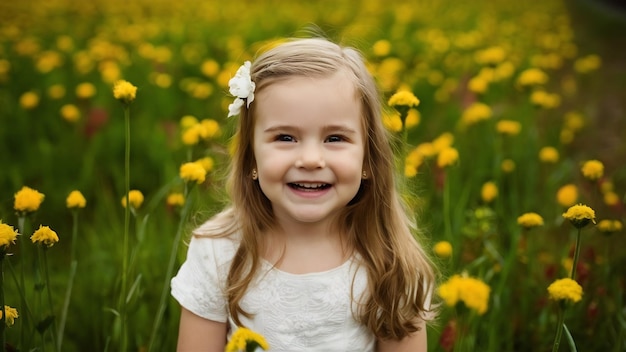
[227,61,256,117]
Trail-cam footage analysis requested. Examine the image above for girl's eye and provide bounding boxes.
[276,134,295,142]
[326,135,345,143]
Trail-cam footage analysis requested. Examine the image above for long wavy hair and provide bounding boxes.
[194,37,436,340]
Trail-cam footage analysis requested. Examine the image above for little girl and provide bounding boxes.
[171,37,436,351]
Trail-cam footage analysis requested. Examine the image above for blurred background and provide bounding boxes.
[0,0,625,351]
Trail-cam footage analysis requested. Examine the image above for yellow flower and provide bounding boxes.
[517,212,544,229]
[581,160,604,181]
[539,146,559,163]
[0,221,19,249]
[437,147,459,168]
[501,159,516,173]
[372,39,391,57]
[19,91,40,109]
[113,80,137,104]
[0,305,19,327]
[574,54,601,74]
[121,190,144,209]
[166,193,185,207]
[382,111,402,132]
[562,203,596,229]
[530,90,561,109]
[14,186,45,214]
[475,46,506,66]
[75,82,96,99]
[556,184,578,207]
[200,119,221,139]
[516,68,548,87]
[66,190,87,209]
[201,59,220,77]
[437,274,491,315]
[603,191,620,206]
[547,278,583,303]
[180,115,199,129]
[432,132,454,153]
[31,225,59,247]
[481,181,498,203]
[433,241,453,258]
[496,120,521,136]
[460,102,492,127]
[388,90,420,109]
[597,219,622,235]
[180,162,207,184]
[182,124,202,146]
[225,327,269,352]
[405,109,421,129]
[60,104,81,122]
[195,157,214,172]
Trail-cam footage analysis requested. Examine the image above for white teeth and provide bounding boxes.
[293,183,326,189]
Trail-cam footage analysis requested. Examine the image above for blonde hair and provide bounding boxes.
[195,37,436,340]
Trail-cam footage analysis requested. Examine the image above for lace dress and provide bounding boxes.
[171,234,375,351]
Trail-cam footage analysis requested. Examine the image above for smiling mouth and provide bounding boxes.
[288,183,331,191]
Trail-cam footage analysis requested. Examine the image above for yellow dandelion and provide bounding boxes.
[460,102,492,127]
[180,162,207,184]
[121,190,144,209]
[60,104,81,123]
[547,278,583,303]
[562,203,596,229]
[66,190,87,209]
[581,160,604,181]
[388,90,420,109]
[19,91,40,110]
[0,305,19,327]
[516,67,548,87]
[200,119,221,140]
[481,181,498,203]
[75,82,96,99]
[195,157,214,172]
[0,221,19,249]
[539,146,559,163]
[437,147,459,168]
[225,327,269,352]
[14,186,45,214]
[113,80,137,105]
[496,120,522,136]
[30,225,59,247]
[597,219,622,235]
[517,212,544,229]
[433,241,453,258]
[556,184,578,208]
[501,159,516,173]
[372,39,392,57]
[166,193,185,207]
[437,274,491,315]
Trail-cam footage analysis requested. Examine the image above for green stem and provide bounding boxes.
[120,105,131,351]
[147,184,193,351]
[552,305,565,352]
[1,255,5,352]
[56,261,76,352]
[42,248,59,352]
[443,170,452,241]
[57,210,79,351]
[570,228,582,280]
[563,323,578,352]
[17,216,27,350]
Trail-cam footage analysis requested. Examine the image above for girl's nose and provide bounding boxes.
[295,142,326,169]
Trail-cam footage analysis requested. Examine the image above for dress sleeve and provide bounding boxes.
[171,235,233,323]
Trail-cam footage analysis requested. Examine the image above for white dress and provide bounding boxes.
[171,234,375,352]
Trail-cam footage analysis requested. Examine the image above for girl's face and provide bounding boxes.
[252,72,365,229]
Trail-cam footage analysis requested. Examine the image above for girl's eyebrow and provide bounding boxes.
[263,124,358,134]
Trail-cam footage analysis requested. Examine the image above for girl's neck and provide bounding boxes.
[261,220,353,274]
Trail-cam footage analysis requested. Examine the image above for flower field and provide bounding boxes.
[1,0,625,351]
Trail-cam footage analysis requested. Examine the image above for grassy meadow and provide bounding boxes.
[1,0,625,351]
